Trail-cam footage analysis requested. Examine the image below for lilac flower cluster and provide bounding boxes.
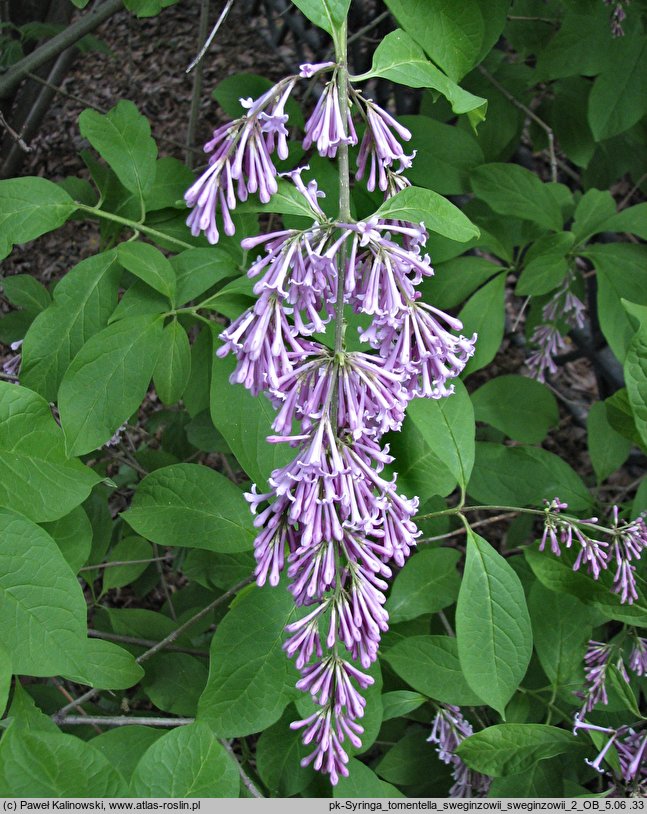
[526,272,585,383]
[574,716,647,792]
[186,65,476,784]
[427,706,490,798]
[603,0,631,36]
[1,339,22,381]
[540,498,647,604]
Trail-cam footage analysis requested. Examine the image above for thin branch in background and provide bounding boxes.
[0,370,19,381]
[437,611,455,638]
[79,556,170,572]
[88,628,209,658]
[52,681,102,734]
[0,110,30,152]
[59,715,194,727]
[52,575,254,722]
[619,172,647,209]
[419,512,518,544]
[186,0,211,166]
[507,15,560,24]
[186,0,236,74]
[154,542,177,621]
[221,740,264,798]
[478,64,558,184]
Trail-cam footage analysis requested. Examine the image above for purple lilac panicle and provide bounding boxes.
[211,66,477,785]
[574,716,647,792]
[428,706,491,798]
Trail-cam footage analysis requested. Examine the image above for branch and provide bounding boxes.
[59,715,194,727]
[0,0,123,101]
[88,628,208,658]
[221,740,264,798]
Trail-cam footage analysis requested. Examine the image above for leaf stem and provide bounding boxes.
[75,203,195,251]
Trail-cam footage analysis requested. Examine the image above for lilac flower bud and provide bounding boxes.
[2,339,22,380]
[303,73,358,158]
[299,61,336,79]
[428,705,491,798]
[354,95,415,192]
[629,636,647,676]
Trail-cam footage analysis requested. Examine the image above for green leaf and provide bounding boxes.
[289,0,350,36]
[1,274,51,313]
[384,0,495,81]
[102,536,153,592]
[153,320,191,405]
[0,509,87,677]
[21,251,122,401]
[213,74,304,128]
[0,728,127,796]
[471,375,559,444]
[588,37,647,141]
[528,582,592,694]
[0,642,11,717]
[402,378,474,491]
[571,189,617,243]
[401,115,484,195]
[237,177,321,220]
[471,163,562,232]
[607,664,642,719]
[141,653,208,716]
[624,326,647,449]
[455,531,532,716]
[386,548,461,623]
[256,707,314,797]
[59,314,164,455]
[144,157,194,212]
[385,417,457,500]
[0,383,100,522]
[488,758,564,798]
[458,272,506,375]
[130,722,238,797]
[381,690,427,721]
[383,635,484,706]
[356,30,487,126]
[457,724,581,777]
[468,442,592,512]
[515,232,574,296]
[198,585,298,737]
[91,727,164,782]
[211,350,294,486]
[417,256,501,310]
[0,178,76,260]
[334,758,403,798]
[172,248,237,305]
[587,401,632,483]
[602,203,647,241]
[372,185,479,242]
[79,100,157,202]
[124,463,254,553]
[64,639,145,690]
[118,241,176,302]
[375,729,438,786]
[39,506,93,573]
[585,244,647,362]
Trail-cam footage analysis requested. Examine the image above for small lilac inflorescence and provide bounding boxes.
[185,62,476,784]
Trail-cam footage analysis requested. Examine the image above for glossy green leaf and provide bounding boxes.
[471,163,562,232]
[588,37,647,141]
[624,326,647,448]
[587,401,632,483]
[0,512,87,677]
[118,241,176,302]
[401,115,484,194]
[1,274,51,313]
[0,641,11,718]
[40,505,93,573]
[256,707,314,797]
[211,350,294,486]
[198,585,298,736]
[585,244,647,362]
[356,30,487,125]
[456,531,532,716]
[372,185,479,242]
[124,463,254,553]
[381,690,427,721]
[458,724,581,777]
[334,758,403,798]
[0,728,127,796]
[0,178,76,260]
[290,0,350,35]
[0,383,100,522]
[418,256,501,310]
[141,653,207,716]
[79,100,157,201]
[402,378,474,491]
[515,233,574,296]
[386,548,461,623]
[144,157,194,212]
[468,442,592,512]
[471,375,559,444]
[21,251,122,401]
[102,536,153,592]
[237,177,320,220]
[602,202,647,241]
[59,314,164,455]
[153,320,191,405]
[91,727,165,782]
[383,635,484,706]
[64,638,145,689]
[488,758,564,798]
[172,248,237,305]
[459,272,506,375]
[386,417,457,500]
[571,189,617,243]
[130,722,238,797]
[375,729,438,787]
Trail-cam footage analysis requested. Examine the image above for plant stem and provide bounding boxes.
[186,0,211,167]
[75,203,194,250]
